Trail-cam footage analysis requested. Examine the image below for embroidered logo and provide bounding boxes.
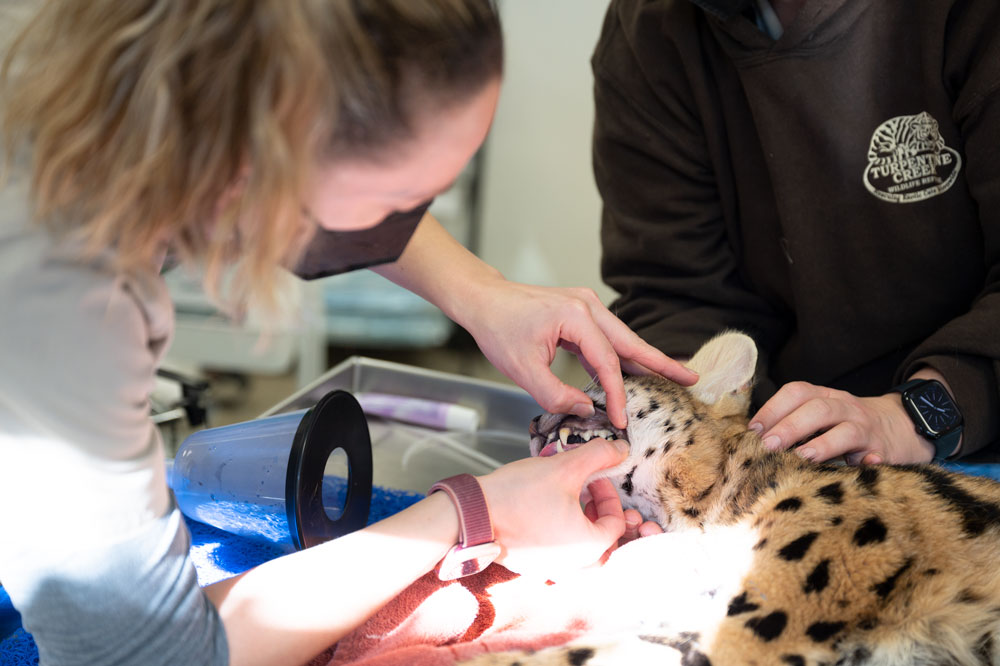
[863,111,961,204]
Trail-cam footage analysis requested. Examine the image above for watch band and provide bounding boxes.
[892,379,963,460]
[429,474,501,580]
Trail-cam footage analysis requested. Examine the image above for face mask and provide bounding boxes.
[689,0,754,19]
[293,200,432,280]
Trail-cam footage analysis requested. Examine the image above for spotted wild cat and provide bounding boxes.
[463,332,1000,666]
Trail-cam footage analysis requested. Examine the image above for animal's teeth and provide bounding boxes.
[558,428,571,452]
[581,429,593,440]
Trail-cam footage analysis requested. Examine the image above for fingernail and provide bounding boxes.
[571,402,595,418]
[612,439,629,455]
[797,447,816,461]
[619,408,628,426]
[748,422,764,434]
[763,435,781,450]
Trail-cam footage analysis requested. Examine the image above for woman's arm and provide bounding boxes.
[373,213,696,429]
[205,438,631,666]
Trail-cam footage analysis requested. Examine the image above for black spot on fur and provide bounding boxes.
[670,475,683,490]
[813,464,842,474]
[976,634,995,665]
[696,483,716,502]
[924,568,940,577]
[804,559,831,594]
[742,458,753,469]
[853,517,888,546]
[664,419,675,432]
[857,467,880,495]
[836,599,850,609]
[621,466,637,496]
[683,507,701,518]
[775,497,803,512]
[913,466,1000,537]
[830,516,844,526]
[780,657,805,666]
[687,435,695,447]
[636,409,648,421]
[727,591,760,616]
[779,532,819,561]
[816,482,844,504]
[753,538,768,551]
[663,441,674,455]
[684,417,695,429]
[567,647,594,665]
[841,646,873,664]
[806,620,846,642]
[644,447,656,458]
[958,589,984,604]
[858,616,879,631]
[744,611,787,641]
[648,399,661,412]
[871,558,913,600]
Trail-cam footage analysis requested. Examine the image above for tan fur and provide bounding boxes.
[469,333,1000,666]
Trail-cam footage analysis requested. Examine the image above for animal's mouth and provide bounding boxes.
[528,407,628,458]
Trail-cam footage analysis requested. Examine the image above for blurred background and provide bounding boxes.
[155,0,614,454]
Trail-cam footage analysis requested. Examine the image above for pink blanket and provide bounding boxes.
[314,529,744,665]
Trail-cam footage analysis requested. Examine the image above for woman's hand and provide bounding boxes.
[374,215,695,429]
[478,438,636,576]
[749,380,937,465]
[458,280,697,430]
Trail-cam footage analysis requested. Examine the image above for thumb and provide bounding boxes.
[559,438,629,481]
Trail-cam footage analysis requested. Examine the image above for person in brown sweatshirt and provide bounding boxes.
[593,0,1000,464]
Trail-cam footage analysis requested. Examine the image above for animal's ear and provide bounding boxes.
[686,331,758,417]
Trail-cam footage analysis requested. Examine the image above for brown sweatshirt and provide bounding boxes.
[593,0,1000,457]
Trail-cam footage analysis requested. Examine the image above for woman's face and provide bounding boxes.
[305,78,502,232]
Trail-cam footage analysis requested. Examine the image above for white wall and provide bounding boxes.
[478,0,616,304]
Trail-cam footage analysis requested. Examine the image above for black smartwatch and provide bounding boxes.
[892,379,963,460]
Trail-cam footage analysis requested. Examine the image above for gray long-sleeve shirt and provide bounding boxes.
[0,177,228,664]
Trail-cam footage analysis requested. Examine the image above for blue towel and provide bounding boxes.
[0,485,423,665]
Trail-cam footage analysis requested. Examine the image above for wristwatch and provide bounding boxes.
[892,379,963,460]
[429,474,502,580]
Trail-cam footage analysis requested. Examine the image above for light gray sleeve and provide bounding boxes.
[13,507,229,666]
[0,181,228,664]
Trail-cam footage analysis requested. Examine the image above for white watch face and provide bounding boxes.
[437,541,503,580]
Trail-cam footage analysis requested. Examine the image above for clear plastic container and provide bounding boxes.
[169,390,373,550]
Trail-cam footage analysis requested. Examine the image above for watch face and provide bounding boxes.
[906,381,962,437]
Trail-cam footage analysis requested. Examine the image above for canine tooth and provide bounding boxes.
[558,427,571,452]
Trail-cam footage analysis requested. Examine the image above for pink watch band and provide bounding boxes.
[429,473,501,579]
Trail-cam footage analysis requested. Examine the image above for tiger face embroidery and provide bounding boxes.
[464,332,1000,665]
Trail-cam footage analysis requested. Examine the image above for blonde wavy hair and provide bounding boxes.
[0,0,502,314]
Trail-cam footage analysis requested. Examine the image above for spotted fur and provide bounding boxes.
[463,333,1000,666]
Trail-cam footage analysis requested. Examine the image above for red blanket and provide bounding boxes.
[316,528,753,665]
